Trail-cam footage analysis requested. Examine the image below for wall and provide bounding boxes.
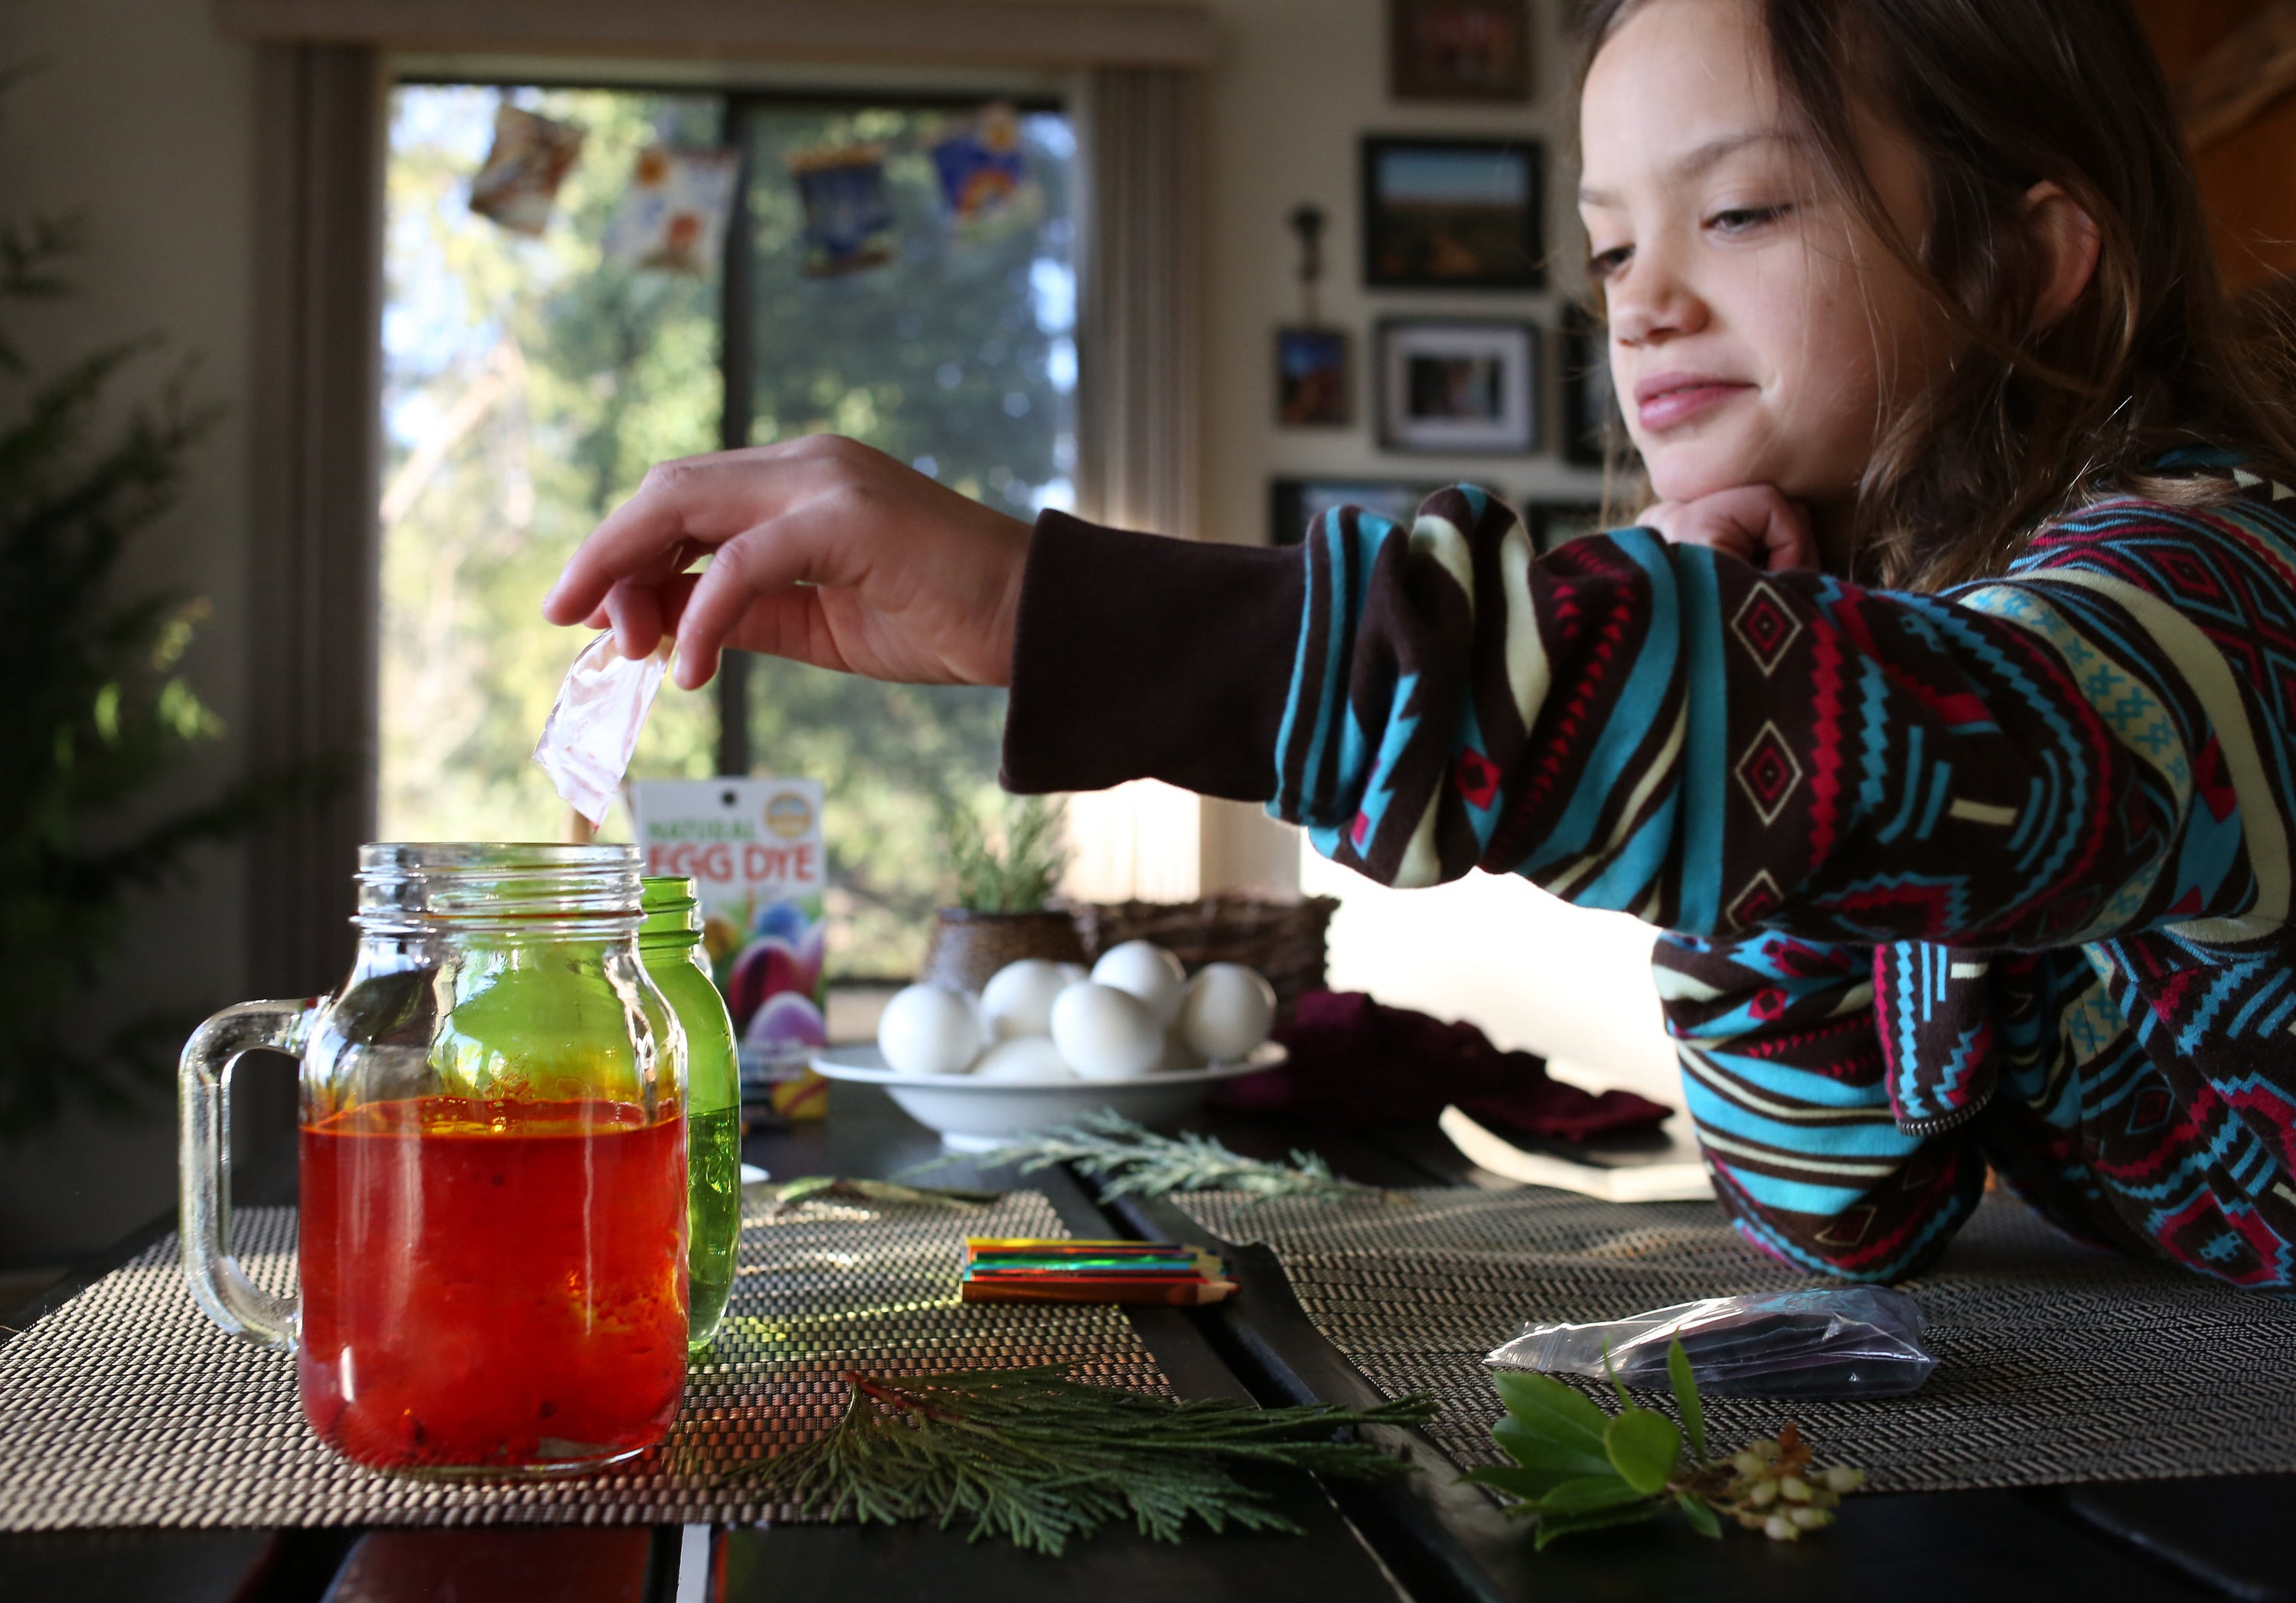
[1199,0,1603,546]
[2133,0,2296,293]
[0,1,259,1266]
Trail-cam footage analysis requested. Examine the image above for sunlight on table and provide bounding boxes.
[1300,844,1683,1111]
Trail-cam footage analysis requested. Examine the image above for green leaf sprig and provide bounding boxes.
[729,1366,1438,1556]
[922,1111,1387,1205]
[1469,1340,1866,1549]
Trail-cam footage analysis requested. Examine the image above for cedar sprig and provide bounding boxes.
[729,1366,1437,1556]
[929,1111,1387,1204]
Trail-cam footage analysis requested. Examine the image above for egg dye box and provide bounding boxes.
[631,778,830,1121]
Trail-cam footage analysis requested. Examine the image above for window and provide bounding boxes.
[379,83,1076,976]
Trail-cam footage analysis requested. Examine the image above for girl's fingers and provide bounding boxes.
[543,476,718,626]
[1645,500,1762,563]
[1765,532,1818,572]
[1763,521,1818,572]
[654,571,703,638]
[599,546,714,660]
[591,570,707,664]
[668,517,836,690]
[720,588,842,672]
[603,579,665,661]
[541,449,823,627]
[1639,487,1817,572]
[1753,492,1818,572]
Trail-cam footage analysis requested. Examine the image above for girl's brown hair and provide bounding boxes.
[1580,0,2296,589]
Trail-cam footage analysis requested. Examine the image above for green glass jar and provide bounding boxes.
[640,876,742,1348]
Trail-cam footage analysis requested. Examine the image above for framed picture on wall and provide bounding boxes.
[1528,500,1608,553]
[1377,318,1539,454]
[1388,0,1533,103]
[1362,136,1544,289]
[1560,303,1618,467]
[1270,478,1441,545]
[1274,326,1352,426]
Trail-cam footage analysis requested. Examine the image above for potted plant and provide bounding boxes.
[920,793,1083,991]
[0,190,333,1138]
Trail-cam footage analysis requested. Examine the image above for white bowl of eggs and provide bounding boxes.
[810,942,1287,1150]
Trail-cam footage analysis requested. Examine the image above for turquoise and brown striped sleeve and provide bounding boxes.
[1001,477,2296,1289]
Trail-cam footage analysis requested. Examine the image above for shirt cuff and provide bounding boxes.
[1000,511,1306,803]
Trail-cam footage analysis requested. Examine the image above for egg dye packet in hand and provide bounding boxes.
[533,632,671,826]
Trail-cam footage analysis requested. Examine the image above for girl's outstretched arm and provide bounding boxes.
[1014,484,2278,955]
[556,450,2281,953]
[1009,483,2296,1285]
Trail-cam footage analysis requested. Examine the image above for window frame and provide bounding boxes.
[709,87,1065,776]
[380,74,1066,784]
[250,42,1210,994]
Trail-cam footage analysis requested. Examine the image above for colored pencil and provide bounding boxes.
[958,1236,1236,1305]
[960,1278,1239,1307]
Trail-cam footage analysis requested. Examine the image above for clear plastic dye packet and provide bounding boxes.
[1486,1287,1937,1399]
[532,632,670,826]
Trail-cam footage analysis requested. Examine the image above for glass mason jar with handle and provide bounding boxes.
[638,874,742,1349]
[178,844,690,1475]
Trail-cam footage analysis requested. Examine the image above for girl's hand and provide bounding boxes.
[1636,485,1819,573]
[541,436,1035,691]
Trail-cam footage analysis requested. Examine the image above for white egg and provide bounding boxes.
[1155,1030,1199,1073]
[972,1036,1075,1082]
[1050,981,1164,1080]
[979,958,1076,1041]
[1179,963,1277,1062]
[1089,941,1187,1026]
[1056,962,1089,988]
[876,983,984,1076]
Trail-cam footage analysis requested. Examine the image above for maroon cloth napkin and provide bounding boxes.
[1211,990,1672,1139]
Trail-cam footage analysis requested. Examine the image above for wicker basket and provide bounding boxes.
[1067,892,1340,1014]
[919,908,1088,994]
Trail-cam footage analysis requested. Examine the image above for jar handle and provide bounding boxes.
[178,997,320,1348]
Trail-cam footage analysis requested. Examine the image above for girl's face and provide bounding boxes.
[1579,0,1955,524]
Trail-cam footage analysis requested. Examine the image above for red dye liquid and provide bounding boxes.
[297,1097,687,1472]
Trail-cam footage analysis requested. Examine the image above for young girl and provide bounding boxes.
[544,0,2296,1291]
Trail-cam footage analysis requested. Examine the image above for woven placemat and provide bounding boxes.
[0,1190,1165,1530]
[1175,1187,2296,1493]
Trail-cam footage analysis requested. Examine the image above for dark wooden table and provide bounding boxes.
[2,1085,2289,1602]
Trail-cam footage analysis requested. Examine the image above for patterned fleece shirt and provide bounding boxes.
[1001,464,2296,1291]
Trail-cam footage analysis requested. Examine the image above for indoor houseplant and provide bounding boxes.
[0,156,330,1136]
[919,792,1083,991]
